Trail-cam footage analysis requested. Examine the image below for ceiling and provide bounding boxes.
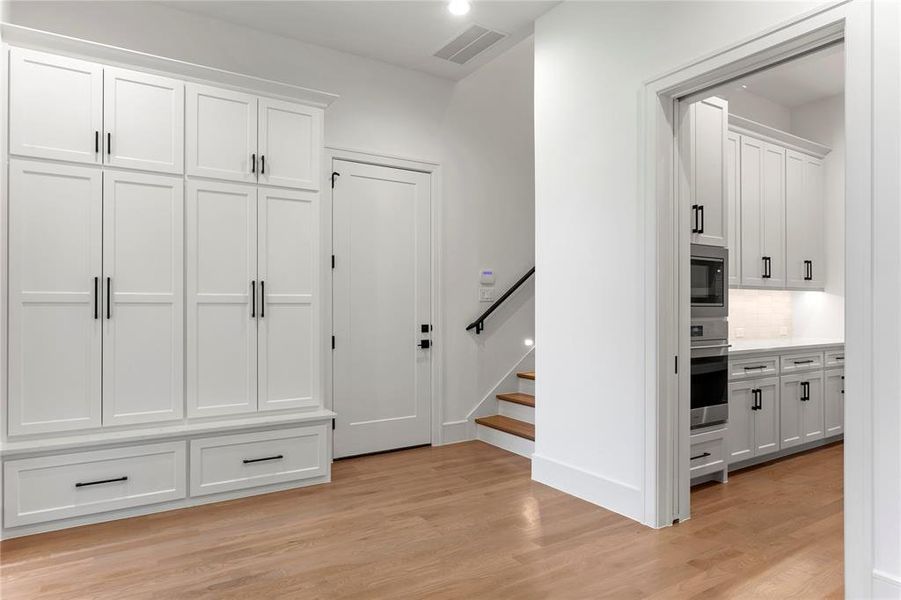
[725,43,845,108]
[163,1,559,81]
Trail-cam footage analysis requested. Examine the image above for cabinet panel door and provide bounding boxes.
[754,379,780,457]
[727,381,755,463]
[8,160,102,435]
[761,143,786,287]
[186,181,258,417]
[257,187,319,412]
[726,131,741,286]
[186,84,257,183]
[824,369,844,437]
[801,373,825,443]
[780,375,804,449]
[104,68,184,174]
[9,48,102,164]
[103,171,184,426]
[785,150,809,288]
[258,98,322,191]
[739,136,765,287]
[804,157,826,289]
[688,97,727,247]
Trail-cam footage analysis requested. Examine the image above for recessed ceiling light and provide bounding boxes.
[741,84,748,89]
[448,0,471,16]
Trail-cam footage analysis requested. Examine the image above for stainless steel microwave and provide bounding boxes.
[690,244,728,319]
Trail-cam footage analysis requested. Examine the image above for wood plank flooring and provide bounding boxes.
[0,441,843,599]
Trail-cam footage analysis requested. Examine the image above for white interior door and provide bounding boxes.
[332,160,431,458]
[258,98,322,190]
[258,187,319,412]
[186,180,258,417]
[9,48,103,165]
[8,159,102,435]
[185,84,257,183]
[102,171,184,426]
[103,67,184,174]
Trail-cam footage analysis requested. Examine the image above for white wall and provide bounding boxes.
[790,93,845,340]
[3,0,536,444]
[532,0,825,522]
[723,87,792,130]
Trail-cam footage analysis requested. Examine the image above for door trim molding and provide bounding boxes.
[323,146,444,451]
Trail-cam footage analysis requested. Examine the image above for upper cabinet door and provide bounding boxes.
[104,67,184,174]
[257,187,319,412]
[760,142,786,287]
[102,171,184,426]
[739,136,765,287]
[726,131,741,286]
[688,97,728,247]
[9,48,103,165]
[8,160,103,436]
[186,84,257,183]
[258,98,322,191]
[785,153,825,290]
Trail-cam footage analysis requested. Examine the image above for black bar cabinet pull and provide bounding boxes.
[800,381,810,401]
[762,256,771,278]
[251,153,256,173]
[691,205,699,233]
[260,280,265,318]
[93,276,99,319]
[243,455,283,464]
[794,359,814,365]
[744,365,767,371]
[95,131,99,153]
[76,476,127,488]
[251,280,256,318]
[691,452,711,461]
[105,277,111,319]
[698,204,705,234]
[107,132,111,155]
[261,155,265,174]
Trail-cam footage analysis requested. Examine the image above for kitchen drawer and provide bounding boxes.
[3,442,186,527]
[190,425,328,496]
[824,349,845,368]
[729,355,779,380]
[689,436,726,478]
[781,352,824,374]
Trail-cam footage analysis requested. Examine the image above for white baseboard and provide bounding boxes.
[873,569,901,599]
[531,453,644,523]
[440,419,472,445]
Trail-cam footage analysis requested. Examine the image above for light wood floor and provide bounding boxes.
[0,441,843,599]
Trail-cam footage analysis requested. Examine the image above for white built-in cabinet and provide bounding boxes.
[725,131,741,286]
[739,136,786,287]
[824,369,845,437]
[780,373,824,448]
[186,84,321,190]
[686,97,728,247]
[727,377,780,463]
[785,151,826,289]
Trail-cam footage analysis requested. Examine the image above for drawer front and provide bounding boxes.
[190,425,328,496]
[730,356,779,380]
[689,437,726,478]
[4,442,186,527]
[781,352,824,374]
[824,350,845,368]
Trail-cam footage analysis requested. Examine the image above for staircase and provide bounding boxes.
[475,371,535,458]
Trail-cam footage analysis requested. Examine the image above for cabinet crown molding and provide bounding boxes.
[1,23,339,108]
[729,114,831,159]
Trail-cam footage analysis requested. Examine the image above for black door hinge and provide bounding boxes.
[675,355,678,374]
[331,335,336,350]
[331,171,340,188]
[331,255,335,269]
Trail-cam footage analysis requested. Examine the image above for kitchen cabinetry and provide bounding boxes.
[785,150,825,289]
[780,373,824,449]
[739,136,785,287]
[727,377,779,462]
[824,369,844,437]
[725,131,741,285]
[686,96,728,247]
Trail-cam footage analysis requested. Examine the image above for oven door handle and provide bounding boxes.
[691,343,732,350]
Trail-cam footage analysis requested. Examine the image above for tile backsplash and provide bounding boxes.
[729,289,793,340]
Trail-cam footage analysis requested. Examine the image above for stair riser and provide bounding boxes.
[518,378,535,395]
[477,425,534,459]
[498,400,534,424]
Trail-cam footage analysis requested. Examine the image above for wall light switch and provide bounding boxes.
[480,269,496,285]
[479,287,496,303]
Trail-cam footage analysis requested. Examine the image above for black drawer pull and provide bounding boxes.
[744,365,767,371]
[691,452,711,461]
[793,360,814,365]
[76,476,128,488]
[835,356,844,360]
[243,454,284,465]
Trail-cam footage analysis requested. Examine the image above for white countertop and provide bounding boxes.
[729,337,844,356]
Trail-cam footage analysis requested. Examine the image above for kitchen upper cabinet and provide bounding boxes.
[740,136,785,288]
[726,131,741,286]
[727,377,779,464]
[9,48,103,165]
[686,97,728,247]
[824,369,844,437]
[102,171,184,426]
[780,373,825,449]
[186,84,258,184]
[258,99,322,191]
[104,68,184,174]
[8,160,103,435]
[785,150,825,289]
[257,188,319,412]
[186,180,259,417]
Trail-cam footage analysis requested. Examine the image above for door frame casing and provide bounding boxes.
[323,146,444,452]
[643,1,877,596]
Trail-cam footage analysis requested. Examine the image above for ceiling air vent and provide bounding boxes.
[434,25,506,65]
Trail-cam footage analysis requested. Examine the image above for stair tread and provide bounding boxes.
[517,371,535,380]
[475,415,535,441]
[496,392,535,407]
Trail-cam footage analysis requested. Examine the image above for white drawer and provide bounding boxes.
[4,442,186,527]
[190,425,328,496]
[730,355,779,380]
[689,437,726,478]
[781,352,824,374]
[825,349,845,368]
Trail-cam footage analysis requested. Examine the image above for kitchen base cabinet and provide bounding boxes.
[780,373,824,449]
[727,377,779,463]
[824,369,845,437]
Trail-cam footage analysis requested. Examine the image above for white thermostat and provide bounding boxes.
[480,269,496,285]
